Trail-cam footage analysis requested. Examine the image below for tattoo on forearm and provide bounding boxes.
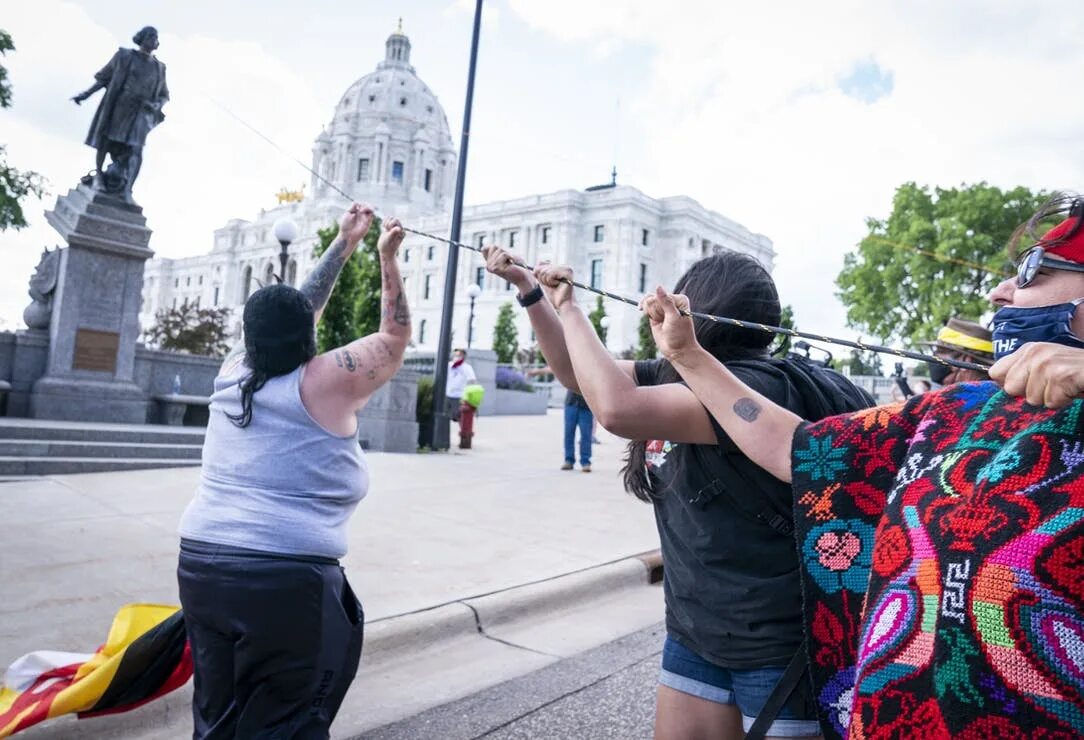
[301,237,351,313]
[733,398,761,422]
[393,291,410,326]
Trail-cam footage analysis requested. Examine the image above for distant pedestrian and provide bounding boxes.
[919,316,994,384]
[446,348,476,423]
[563,390,593,472]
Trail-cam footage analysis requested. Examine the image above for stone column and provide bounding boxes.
[30,183,154,423]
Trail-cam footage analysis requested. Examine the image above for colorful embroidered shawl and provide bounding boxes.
[791,382,1084,739]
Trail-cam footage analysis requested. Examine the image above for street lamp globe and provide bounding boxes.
[273,217,299,246]
[599,316,611,329]
[465,283,482,300]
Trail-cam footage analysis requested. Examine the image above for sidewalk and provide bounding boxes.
[0,410,663,738]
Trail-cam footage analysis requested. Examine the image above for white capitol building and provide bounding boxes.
[141,25,776,354]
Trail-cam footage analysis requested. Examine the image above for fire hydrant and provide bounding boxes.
[458,400,476,449]
[458,383,485,449]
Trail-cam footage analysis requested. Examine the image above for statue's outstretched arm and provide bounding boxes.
[73,50,120,104]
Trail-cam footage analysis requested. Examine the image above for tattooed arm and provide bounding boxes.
[308,219,410,411]
[301,202,374,323]
[644,286,801,482]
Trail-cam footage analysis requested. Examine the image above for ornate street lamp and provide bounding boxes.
[272,217,299,284]
[465,282,482,349]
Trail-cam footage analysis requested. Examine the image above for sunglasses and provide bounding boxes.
[1015,245,1084,288]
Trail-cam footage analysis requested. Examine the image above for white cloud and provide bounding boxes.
[506,0,1084,344]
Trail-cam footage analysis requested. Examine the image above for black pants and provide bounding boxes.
[177,540,364,740]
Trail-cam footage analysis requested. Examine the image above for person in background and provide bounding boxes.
[563,390,594,472]
[446,348,476,424]
[919,316,994,383]
[176,204,410,739]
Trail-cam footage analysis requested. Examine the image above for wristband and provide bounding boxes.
[516,284,544,308]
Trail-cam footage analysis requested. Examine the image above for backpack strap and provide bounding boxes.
[745,644,808,740]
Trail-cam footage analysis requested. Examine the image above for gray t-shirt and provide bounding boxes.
[179,357,369,559]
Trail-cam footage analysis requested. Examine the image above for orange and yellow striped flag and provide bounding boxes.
[0,604,192,738]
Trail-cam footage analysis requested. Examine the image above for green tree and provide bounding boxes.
[636,313,657,360]
[770,304,797,357]
[145,302,231,357]
[311,216,382,352]
[0,30,46,231]
[588,295,608,344]
[350,215,383,338]
[836,182,1047,347]
[492,301,518,363]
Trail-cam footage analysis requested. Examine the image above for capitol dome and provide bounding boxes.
[309,22,457,216]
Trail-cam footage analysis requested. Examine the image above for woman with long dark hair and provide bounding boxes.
[176,203,411,739]
[483,245,870,739]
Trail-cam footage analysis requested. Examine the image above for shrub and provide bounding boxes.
[416,375,434,422]
[495,365,533,392]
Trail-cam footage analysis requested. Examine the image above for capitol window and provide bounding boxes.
[642,229,650,246]
[508,231,518,248]
[590,259,603,289]
[639,263,648,293]
[541,226,551,244]
[424,274,433,300]
[392,161,404,184]
[419,319,427,344]
[427,245,435,261]
[357,158,370,181]
[403,249,410,263]
[400,97,407,107]
[593,225,604,242]
[424,169,433,192]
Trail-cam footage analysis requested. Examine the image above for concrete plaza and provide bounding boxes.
[0,410,664,738]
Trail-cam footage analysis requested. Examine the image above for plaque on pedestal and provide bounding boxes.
[30,184,155,423]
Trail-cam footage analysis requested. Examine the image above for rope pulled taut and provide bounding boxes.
[211,98,992,374]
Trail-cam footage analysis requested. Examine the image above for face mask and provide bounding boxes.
[927,361,952,385]
[991,299,1084,359]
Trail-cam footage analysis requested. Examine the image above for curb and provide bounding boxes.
[23,551,663,739]
[364,549,662,660]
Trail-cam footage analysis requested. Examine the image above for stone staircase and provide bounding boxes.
[0,418,204,476]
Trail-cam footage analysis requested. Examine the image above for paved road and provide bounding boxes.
[359,623,665,740]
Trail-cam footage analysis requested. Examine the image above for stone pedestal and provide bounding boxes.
[30,184,154,423]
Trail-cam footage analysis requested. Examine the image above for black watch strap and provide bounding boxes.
[516,284,544,308]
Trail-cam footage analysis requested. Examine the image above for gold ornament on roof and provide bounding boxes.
[276,184,305,204]
[395,17,404,35]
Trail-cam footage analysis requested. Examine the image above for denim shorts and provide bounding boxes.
[659,635,821,738]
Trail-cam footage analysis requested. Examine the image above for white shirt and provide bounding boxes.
[446,362,476,398]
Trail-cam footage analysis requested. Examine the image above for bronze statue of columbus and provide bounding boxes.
[72,26,169,205]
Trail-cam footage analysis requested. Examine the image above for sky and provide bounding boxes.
[3,0,1084,351]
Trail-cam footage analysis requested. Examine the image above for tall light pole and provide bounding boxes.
[273,217,299,284]
[465,283,481,348]
[431,0,484,450]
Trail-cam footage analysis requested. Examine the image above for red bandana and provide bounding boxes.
[1040,216,1084,264]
